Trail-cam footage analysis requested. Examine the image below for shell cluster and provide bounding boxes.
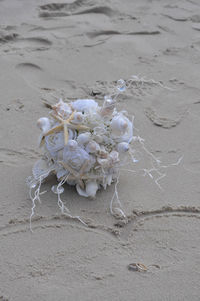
[30,96,133,198]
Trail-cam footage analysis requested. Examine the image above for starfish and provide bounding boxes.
[59,160,89,189]
[41,111,89,146]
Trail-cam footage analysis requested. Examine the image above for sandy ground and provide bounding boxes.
[1,0,200,300]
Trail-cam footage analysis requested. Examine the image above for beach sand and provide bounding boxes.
[0,0,200,300]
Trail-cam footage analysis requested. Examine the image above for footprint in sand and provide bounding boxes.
[15,62,43,88]
[39,0,116,18]
[0,147,40,167]
[0,207,199,301]
[13,37,52,51]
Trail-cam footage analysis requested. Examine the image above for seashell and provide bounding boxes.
[84,154,96,172]
[109,150,119,164]
[86,181,98,198]
[45,132,65,154]
[93,134,103,144]
[85,141,100,154]
[100,96,116,117]
[52,99,72,119]
[111,115,128,135]
[77,132,91,145]
[32,158,52,180]
[63,140,90,171]
[71,112,84,124]
[102,173,113,189]
[71,99,98,113]
[97,157,109,168]
[76,181,98,198]
[56,168,69,180]
[117,142,130,153]
[37,117,51,134]
[98,145,108,158]
[111,114,133,143]
[67,139,78,151]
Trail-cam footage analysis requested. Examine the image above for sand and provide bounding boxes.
[0,0,200,300]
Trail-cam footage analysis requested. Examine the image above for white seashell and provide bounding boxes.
[67,139,78,151]
[102,174,113,189]
[117,142,130,153]
[109,151,119,164]
[111,114,133,143]
[93,134,103,144]
[72,112,84,124]
[77,132,91,145]
[98,145,108,158]
[45,132,65,159]
[52,99,72,119]
[106,174,112,186]
[84,154,96,172]
[37,117,51,134]
[56,168,69,180]
[86,181,98,198]
[85,141,100,154]
[76,181,98,198]
[32,158,51,180]
[111,115,128,135]
[63,140,90,171]
[97,157,109,168]
[100,96,115,117]
[71,99,98,113]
